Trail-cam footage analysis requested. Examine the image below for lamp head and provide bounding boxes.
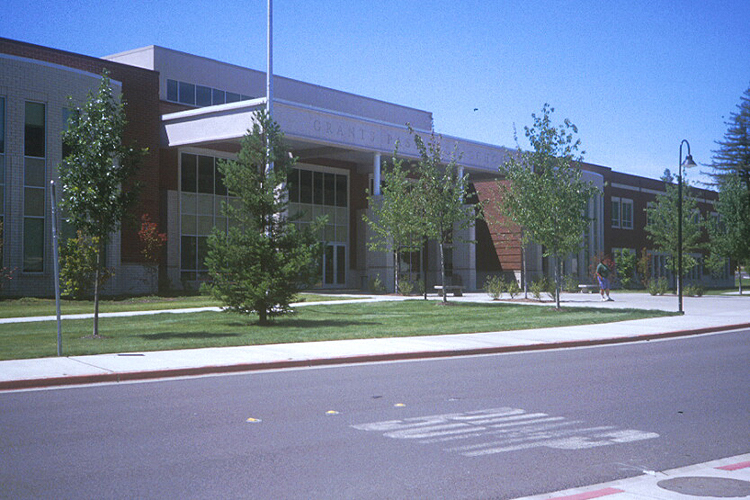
[682,154,697,169]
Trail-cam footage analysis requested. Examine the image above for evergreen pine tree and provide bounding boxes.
[711,84,750,194]
[204,111,324,325]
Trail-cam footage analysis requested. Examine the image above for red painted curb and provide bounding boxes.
[2,322,749,391]
[718,460,750,471]
[550,487,624,500]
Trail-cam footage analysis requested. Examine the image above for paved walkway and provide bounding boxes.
[0,291,748,391]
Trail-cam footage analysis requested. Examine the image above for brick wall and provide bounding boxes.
[0,37,162,266]
[474,180,522,273]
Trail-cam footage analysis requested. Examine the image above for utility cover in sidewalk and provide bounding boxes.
[657,477,750,497]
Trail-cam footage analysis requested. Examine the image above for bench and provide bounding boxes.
[434,285,464,297]
[578,284,599,293]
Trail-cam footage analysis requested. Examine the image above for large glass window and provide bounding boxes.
[25,102,45,158]
[287,166,349,286]
[0,97,5,263]
[180,152,232,284]
[212,89,226,106]
[24,102,46,272]
[178,81,196,105]
[196,85,212,107]
[167,79,178,102]
[0,96,5,154]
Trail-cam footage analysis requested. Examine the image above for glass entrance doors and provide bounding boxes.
[324,244,346,287]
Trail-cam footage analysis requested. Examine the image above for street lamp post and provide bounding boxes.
[677,139,697,314]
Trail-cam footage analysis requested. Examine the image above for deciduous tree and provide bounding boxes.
[497,104,599,309]
[60,71,146,336]
[412,128,479,303]
[644,169,704,288]
[362,147,424,294]
[707,174,750,293]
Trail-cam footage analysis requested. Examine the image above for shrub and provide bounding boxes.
[647,277,669,296]
[614,248,638,289]
[398,280,414,296]
[484,275,506,300]
[369,274,385,294]
[685,284,704,297]
[530,276,553,300]
[637,247,652,288]
[0,222,15,291]
[562,274,579,292]
[506,278,521,299]
[138,213,167,290]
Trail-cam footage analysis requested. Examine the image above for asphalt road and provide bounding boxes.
[1,328,749,499]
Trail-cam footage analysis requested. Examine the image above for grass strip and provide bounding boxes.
[0,300,677,361]
[0,293,354,319]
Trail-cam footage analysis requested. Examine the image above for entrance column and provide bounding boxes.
[374,153,381,195]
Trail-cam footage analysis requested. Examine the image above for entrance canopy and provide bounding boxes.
[162,97,511,176]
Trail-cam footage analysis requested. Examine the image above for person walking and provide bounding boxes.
[596,257,614,301]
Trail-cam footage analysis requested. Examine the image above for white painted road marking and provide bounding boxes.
[352,407,658,457]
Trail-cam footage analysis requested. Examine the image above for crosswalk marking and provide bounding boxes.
[352,407,659,457]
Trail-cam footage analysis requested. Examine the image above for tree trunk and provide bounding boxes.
[522,241,528,299]
[739,265,743,295]
[259,307,268,326]
[439,242,447,303]
[93,243,101,337]
[555,259,562,310]
[422,237,427,300]
[394,250,399,294]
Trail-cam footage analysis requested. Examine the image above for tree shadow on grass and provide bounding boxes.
[228,318,382,328]
[138,331,242,340]
[139,318,381,340]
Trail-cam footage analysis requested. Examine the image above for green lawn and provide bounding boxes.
[0,300,677,361]
[0,293,353,319]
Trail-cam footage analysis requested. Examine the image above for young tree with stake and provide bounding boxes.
[60,71,146,337]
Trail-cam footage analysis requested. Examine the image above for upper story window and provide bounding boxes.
[166,79,253,108]
[611,197,620,228]
[621,198,633,229]
[611,196,633,229]
[25,101,46,158]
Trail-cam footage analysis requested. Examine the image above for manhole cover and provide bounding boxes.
[657,476,750,497]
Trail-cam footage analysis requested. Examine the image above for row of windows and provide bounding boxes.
[614,195,707,231]
[287,168,348,207]
[178,156,352,283]
[166,79,253,107]
[180,157,351,211]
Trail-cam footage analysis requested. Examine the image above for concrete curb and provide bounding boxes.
[3,321,749,392]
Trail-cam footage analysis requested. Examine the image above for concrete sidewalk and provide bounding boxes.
[516,453,750,500]
[1,291,748,391]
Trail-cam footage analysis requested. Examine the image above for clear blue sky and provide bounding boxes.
[4,0,749,186]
